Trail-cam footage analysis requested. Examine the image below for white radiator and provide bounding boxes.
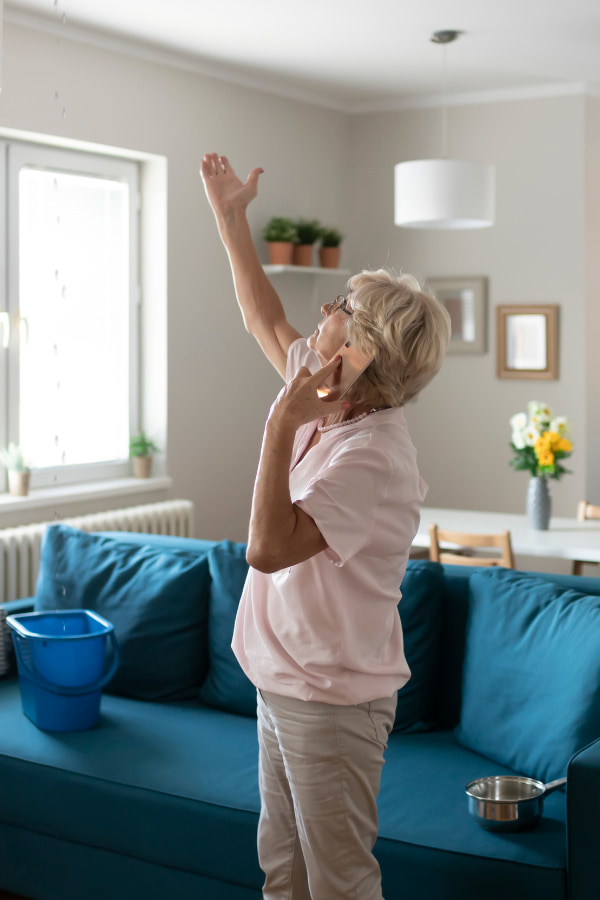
[0,499,195,605]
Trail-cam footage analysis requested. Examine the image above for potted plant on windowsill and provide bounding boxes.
[261,217,299,265]
[129,431,160,479]
[292,218,322,266]
[0,444,32,497]
[318,227,344,269]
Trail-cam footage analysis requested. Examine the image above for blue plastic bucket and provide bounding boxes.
[7,610,120,732]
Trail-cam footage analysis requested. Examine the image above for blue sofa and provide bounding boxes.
[0,525,599,900]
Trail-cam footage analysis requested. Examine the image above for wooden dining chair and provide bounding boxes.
[572,501,600,575]
[429,524,515,569]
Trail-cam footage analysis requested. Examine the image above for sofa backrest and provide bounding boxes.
[436,565,600,729]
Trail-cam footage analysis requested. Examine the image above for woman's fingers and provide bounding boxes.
[312,355,342,382]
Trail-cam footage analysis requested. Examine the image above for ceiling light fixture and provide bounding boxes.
[394,30,495,230]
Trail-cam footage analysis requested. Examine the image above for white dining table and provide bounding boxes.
[412,507,600,565]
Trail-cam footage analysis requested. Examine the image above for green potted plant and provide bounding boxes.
[318,227,344,269]
[292,218,322,266]
[0,443,32,497]
[129,431,160,479]
[261,217,298,265]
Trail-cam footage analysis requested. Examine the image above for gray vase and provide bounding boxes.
[527,476,552,530]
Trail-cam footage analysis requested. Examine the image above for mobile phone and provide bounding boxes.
[317,340,375,401]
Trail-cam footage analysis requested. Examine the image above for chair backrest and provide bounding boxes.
[428,524,515,568]
[573,501,600,575]
[577,501,600,521]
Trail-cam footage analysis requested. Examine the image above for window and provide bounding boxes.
[1,141,140,489]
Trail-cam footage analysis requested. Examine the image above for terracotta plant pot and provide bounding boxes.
[292,244,314,266]
[267,242,294,265]
[8,470,31,497]
[319,246,341,269]
[133,456,153,479]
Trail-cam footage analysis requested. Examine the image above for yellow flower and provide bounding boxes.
[534,434,551,453]
[538,450,555,467]
[557,438,572,453]
[547,431,562,450]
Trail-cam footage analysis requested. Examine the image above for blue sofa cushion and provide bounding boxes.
[35,525,212,702]
[198,541,256,717]
[394,560,445,732]
[455,568,600,782]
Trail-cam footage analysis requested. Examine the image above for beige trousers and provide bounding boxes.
[257,688,397,900]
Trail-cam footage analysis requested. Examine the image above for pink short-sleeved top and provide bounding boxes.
[231,338,428,705]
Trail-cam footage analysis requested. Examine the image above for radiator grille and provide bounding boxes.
[0,499,195,605]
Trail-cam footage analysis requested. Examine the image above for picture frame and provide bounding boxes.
[427,277,487,354]
[496,304,558,380]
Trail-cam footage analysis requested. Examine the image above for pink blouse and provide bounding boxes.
[231,338,427,705]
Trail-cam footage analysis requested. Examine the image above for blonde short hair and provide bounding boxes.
[346,268,451,408]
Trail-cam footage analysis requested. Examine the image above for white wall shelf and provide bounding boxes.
[263,265,351,276]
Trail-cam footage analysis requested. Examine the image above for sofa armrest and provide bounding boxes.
[567,735,600,900]
[1,597,35,680]
[2,597,35,615]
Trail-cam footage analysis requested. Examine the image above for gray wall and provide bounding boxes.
[0,21,598,544]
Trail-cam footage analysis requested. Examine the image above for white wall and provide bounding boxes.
[346,96,589,518]
[0,22,350,539]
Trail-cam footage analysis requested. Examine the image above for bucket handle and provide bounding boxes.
[12,629,120,697]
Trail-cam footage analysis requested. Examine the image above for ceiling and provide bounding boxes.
[5,0,600,112]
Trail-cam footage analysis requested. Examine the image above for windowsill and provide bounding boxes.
[0,476,173,516]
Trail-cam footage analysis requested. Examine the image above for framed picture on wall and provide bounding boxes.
[426,277,487,354]
[496,304,558,380]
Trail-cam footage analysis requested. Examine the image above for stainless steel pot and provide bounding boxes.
[465,775,567,832]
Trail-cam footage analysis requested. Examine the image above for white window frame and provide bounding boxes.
[5,141,140,489]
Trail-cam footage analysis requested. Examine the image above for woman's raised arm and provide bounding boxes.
[201,153,301,379]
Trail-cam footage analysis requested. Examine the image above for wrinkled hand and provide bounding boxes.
[268,357,349,431]
[200,153,263,219]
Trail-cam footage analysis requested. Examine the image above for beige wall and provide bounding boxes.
[0,21,597,542]
[346,96,589,518]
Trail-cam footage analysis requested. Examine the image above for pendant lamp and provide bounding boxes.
[394,31,495,230]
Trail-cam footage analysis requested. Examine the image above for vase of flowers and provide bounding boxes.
[509,402,573,530]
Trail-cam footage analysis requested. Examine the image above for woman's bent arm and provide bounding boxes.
[201,153,301,379]
[246,360,347,573]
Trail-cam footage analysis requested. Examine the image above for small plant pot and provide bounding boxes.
[267,242,294,265]
[133,456,153,479]
[8,470,31,497]
[292,244,314,266]
[319,246,341,269]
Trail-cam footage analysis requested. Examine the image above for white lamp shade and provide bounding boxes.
[394,159,495,229]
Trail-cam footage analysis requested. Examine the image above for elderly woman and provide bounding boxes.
[201,153,450,900]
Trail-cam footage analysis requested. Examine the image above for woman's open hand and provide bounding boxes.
[200,153,263,220]
[268,357,350,432]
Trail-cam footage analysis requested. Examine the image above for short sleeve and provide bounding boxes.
[286,338,319,382]
[295,438,392,566]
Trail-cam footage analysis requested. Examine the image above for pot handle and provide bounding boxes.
[542,777,567,796]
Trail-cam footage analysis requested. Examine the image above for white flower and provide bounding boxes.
[550,416,570,438]
[512,430,526,449]
[524,426,541,447]
[527,401,552,428]
[510,412,527,431]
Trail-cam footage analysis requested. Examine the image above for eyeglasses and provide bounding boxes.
[325,295,353,316]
